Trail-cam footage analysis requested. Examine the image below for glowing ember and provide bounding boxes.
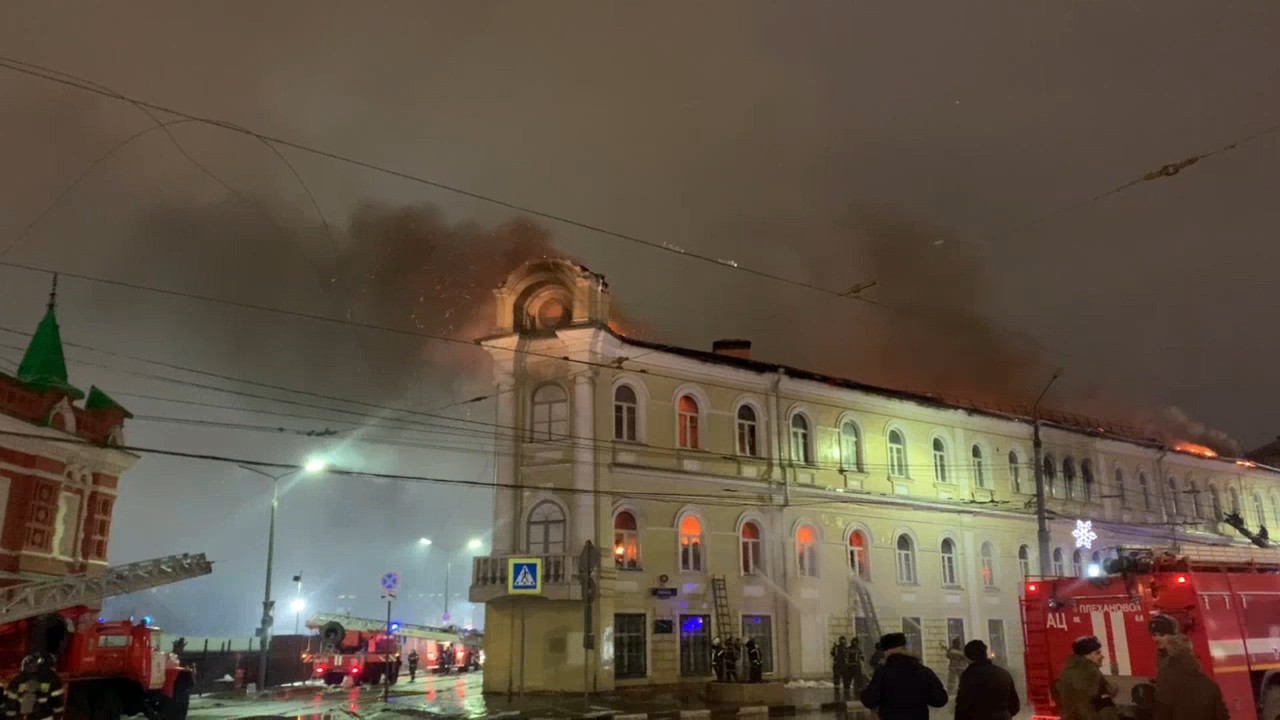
[1235,459,1258,468]
[1173,441,1218,459]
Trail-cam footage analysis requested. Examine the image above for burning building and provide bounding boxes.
[467,259,1280,693]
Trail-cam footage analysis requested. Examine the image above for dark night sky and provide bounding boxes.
[2,2,1279,634]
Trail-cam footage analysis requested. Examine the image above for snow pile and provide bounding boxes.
[785,679,835,688]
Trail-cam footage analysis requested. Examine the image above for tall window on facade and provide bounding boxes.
[1114,468,1127,507]
[1228,486,1241,515]
[902,618,923,657]
[53,491,81,559]
[740,616,774,673]
[530,384,568,441]
[1272,494,1280,528]
[614,614,647,679]
[677,395,700,449]
[740,521,762,575]
[613,511,639,569]
[980,542,995,588]
[789,415,812,465]
[932,438,948,483]
[527,501,566,555]
[679,515,704,572]
[988,619,1008,666]
[1072,549,1084,577]
[1167,477,1180,518]
[895,535,916,584]
[1062,457,1076,500]
[940,538,959,587]
[796,525,818,577]
[1139,473,1151,510]
[613,385,638,442]
[1052,548,1065,576]
[679,615,711,676]
[848,531,869,580]
[971,445,986,488]
[1017,545,1031,580]
[735,405,759,457]
[1253,492,1267,527]
[1043,454,1057,497]
[1008,451,1022,493]
[1210,485,1223,522]
[83,495,112,560]
[840,422,862,471]
[887,429,907,478]
[1187,481,1201,519]
[1081,460,1094,501]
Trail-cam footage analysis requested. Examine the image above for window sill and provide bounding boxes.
[616,566,644,572]
[612,439,646,447]
[983,585,1001,593]
[942,584,963,592]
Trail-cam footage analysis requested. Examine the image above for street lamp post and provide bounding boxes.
[1032,371,1062,577]
[438,538,484,625]
[241,459,327,694]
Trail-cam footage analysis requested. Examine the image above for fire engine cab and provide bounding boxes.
[1022,550,1280,720]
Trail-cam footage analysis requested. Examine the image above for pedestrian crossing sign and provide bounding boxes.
[508,558,542,595]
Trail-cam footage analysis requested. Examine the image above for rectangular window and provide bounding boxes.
[902,617,923,657]
[946,618,966,647]
[896,548,915,584]
[740,615,774,673]
[736,418,758,457]
[889,445,907,478]
[678,413,699,449]
[614,403,636,442]
[981,555,995,588]
[680,533,702,572]
[941,553,958,587]
[24,481,58,551]
[741,537,761,575]
[614,614,647,679]
[987,619,1008,666]
[679,615,711,676]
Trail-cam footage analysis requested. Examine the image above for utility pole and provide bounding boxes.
[1033,370,1062,577]
[383,592,394,703]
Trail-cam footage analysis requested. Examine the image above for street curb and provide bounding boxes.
[736,707,768,717]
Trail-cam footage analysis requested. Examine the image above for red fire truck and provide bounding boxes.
[1021,550,1280,720]
[301,614,480,685]
[0,553,213,720]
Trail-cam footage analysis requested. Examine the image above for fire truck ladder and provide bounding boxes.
[0,553,213,625]
[711,576,734,640]
[847,574,881,642]
[1020,595,1054,710]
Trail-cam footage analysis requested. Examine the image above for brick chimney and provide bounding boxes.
[711,339,752,360]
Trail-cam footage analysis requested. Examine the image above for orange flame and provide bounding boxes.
[1235,459,1257,468]
[1173,441,1218,459]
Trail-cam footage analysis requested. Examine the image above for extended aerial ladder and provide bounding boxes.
[846,574,881,647]
[0,553,214,625]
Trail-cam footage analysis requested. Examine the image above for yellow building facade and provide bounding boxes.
[469,259,1280,694]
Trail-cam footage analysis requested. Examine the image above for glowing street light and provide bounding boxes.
[418,537,433,546]
[304,458,328,474]
[467,538,483,551]
[290,598,306,613]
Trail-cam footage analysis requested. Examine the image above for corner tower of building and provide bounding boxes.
[0,278,137,581]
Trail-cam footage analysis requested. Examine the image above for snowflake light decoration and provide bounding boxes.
[1073,519,1097,549]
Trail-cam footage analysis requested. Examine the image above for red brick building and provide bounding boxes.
[0,283,136,580]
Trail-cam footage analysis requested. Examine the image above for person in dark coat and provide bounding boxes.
[847,639,867,694]
[954,640,1020,720]
[1148,615,1228,720]
[745,639,763,683]
[1052,635,1119,720]
[859,632,948,720]
[2,654,63,720]
[944,637,968,694]
[869,641,886,673]
[710,637,726,682]
[406,649,420,682]
[831,637,852,699]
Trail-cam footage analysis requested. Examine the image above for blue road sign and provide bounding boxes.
[381,571,399,593]
[507,558,542,595]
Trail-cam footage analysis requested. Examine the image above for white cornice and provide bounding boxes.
[0,413,137,474]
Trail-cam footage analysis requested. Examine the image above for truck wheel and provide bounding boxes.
[91,689,122,720]
[322,672,343,686]
[1263,684,1280,720]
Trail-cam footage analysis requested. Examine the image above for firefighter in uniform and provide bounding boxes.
[3,654,63,720]
[745,638,763,683]
[406,649,420,682]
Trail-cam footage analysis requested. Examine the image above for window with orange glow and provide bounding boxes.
[614,511,639,569]
[848,531,869,580]
[677,395,700,450]
[679,515,703,571]
[796,525,818,577]
[740,521,762,574]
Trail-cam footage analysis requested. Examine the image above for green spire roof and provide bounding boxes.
[85,386,132,418]
[16,275,83,400]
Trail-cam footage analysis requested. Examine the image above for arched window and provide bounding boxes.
[1273,494,1280,529]
[1062,457,1076,500]
[1072,549,1084,577]
[1009,451,1022,493]
[887,429,907,478]
[848,530,869,580]
[972,445,987,488]
[1209,485,1223,522]
[1228,486,1241,515]
[1139,473,1151,510]
[677,395,700,450]
[1043,454,1057,497]
[1052,548,1065,576]
[1081,460,1094,501]
[735,405,759,457]
[1253,492,1267,527]
[1167,477,1180,518]
[527,501,566,555]
[613,385,638,442]
[679,515,704,571]
[980,542,995,588]
[1115,468,1127,507]
[840,422,862,471]
[530,384,568,441]
[613,511,639,569]
[740,521,762,575]
[1017,545,1031,580]
[933,438,949,483]
[1188,480,1201,519]
[790,415,812,465]
[796,525,818,577]
[940,538,959,587]
[895,534,916,584]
